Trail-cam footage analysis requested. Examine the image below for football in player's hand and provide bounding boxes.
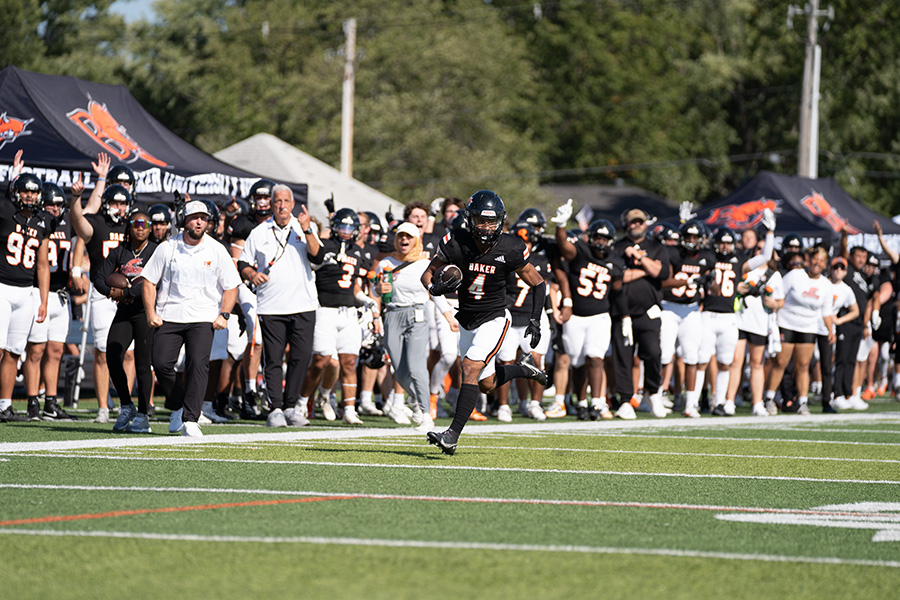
[105,272,129,289]
[435,264,463,291]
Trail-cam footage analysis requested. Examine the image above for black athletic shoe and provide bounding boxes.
[711,404,727,417]
[0,406,27,422]
[27,398,41,421]
[577,405,590,421]
[41,401,76,421]
[241,392,263,420]
[214,393,238,420]
[516,353,548,387]
[426,430,458,456]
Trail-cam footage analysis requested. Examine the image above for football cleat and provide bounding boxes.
[577,405,590,421]
[516,353,548,387]
[0,406,27,422]
[712,404,727,417]
[544,401,567,419]
[797,403,811,416]
[469,408,488,422]
[266,408,287,428]
[27,398,41,421]
[528,401,546,421]
[615,403,637,420]
[751,403,769,417]
[496,405,513,422]
[41,400,75,421]
[426,430,458,456]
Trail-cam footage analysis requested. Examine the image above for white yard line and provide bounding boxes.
[3,412,900,454]
[0,528,896,568]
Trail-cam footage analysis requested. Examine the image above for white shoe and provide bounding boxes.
[181,421,203,437]
[284,407,309,427]
[202,401,228,423]
[413,414,435,432]
[797,403,811,416]
[849,395,869,410]
[648,393,667,418]
[358,399,383,416]
[497,405,513,422]
[615,403,636,420]
[266,408,287,428]
[683,407,701,418]
[723,400,736,416]
[197,412,212,424]
[342,406,364,425]
[751,403,769,417]
[831,396,853,410]
[93,407,110,424]
[528,401,546,421]
[662,396,674,409]
[317,393,336,421]
[545,401,567,418]
[168,408,183,433]
[387,402,411,425]
[764,399,778,416]
[402,403,414,418]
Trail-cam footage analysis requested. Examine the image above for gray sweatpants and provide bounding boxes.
[383,305,430,413]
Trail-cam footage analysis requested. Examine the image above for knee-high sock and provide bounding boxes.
[448,383,479,439]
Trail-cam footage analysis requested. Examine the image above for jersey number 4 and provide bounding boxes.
[6,232,39,268]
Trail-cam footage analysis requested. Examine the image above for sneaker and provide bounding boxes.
[429,394,439,419]
[683,407,701,418]
[197,412,213,425]
[589,402,613,420]
[831,396,853,410]
[577,405,590,421]
[201,401,229,424]
[387,402,412,425]
[723,400,736,416]
[516,353,548,387]
[712,403,727,416]
[648,393,668,418]
[469,408,488,422]
[168,407,184,433]
[113,403,137,432]
[93,407,110,424]
[316,393,336,421]
[126,413,151,433]
[797,403,811,416]
[414,413,435,432]
[214,394,238,420]
[751,402,769,417]
[181,421,203,437]
[528,401,546,421]
[497,405,513,423]
[41,400,75,421]
[0,406,27,422]
[426,429,457,455]
[861,386,876,401]
[629,395,642,409]
[342,405,364,425]
[849,395,869,410]
[877,381,888,397]
[615,403,637,420]
[358,399,383,416]
[267,408,287,427]
[241,392,262,420]
[518,399,531,418]
[284,407,310,427]
[544,401,567,419]
[764,399,778,416]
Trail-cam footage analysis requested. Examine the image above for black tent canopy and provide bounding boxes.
[696,171,900,255]
[0,66,307,205]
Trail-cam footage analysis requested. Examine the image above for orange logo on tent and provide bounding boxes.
[67,99,169,167]
[704,198,780,230]
[801,192,859,234]
[0,112,33,150]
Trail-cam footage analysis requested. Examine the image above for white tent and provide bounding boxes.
[214,133,403,222]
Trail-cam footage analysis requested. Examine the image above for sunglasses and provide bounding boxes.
[832,264,847,270]
[628,219,646,227]
[131,219,149,230]
[790,261,804,267]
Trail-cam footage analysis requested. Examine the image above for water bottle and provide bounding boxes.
[763,285,774,313]
[381,265,394,304]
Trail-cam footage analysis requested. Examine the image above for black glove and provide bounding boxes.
[325,195,335,215]
[428,280,452,297]
[524,318,541,349]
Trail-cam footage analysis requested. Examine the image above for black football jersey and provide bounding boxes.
[45,213,74,292]
[703,252,747,313]
[662,247,715,305]
[566,241,625,317]
[612,235,670,317]
[438,228,529,330]
[84,213,126,281]
[422,231,441,260]
[226,214,260,242]
[507,252,551,326]
[0,200,51,288]
[315,238,365,307]
[846,265,874,328]
[356,241,378,278]
[94,240,159,313]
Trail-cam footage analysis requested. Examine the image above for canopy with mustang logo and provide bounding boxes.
[696,171,900,256]
[0,65,308,206]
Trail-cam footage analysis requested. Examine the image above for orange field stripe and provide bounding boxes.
[0,495,354,527]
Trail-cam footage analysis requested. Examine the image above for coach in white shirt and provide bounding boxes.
[142,201,240,436]
[237,184,324,427]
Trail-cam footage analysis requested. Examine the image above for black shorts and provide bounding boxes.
[780,328,816,344]
[738,330,767,346]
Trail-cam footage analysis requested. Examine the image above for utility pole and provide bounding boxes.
[340,18,356,178]
[789,1,834,179]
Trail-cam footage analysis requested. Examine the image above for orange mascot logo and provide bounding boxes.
[0,112,34,150]
[801,192,859,233]
[67,99,169,167]
[704,198,780,230]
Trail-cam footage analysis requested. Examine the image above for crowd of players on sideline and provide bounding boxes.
[2,151,899,435]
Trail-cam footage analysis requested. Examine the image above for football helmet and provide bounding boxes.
[100,184,133,224]
[781,232,804,253]
[652,222,680,245]
[587,219,616,258]
[679,220,707,253]
[148,203,172,224]
[713,227,737,255]
[40,182,66,215]
[11,173,42,211]
[359,337,387,369]
[331,208,361,243]
[107,165,136,189]
[465,190,506,246]
[248,179,275,216]
[511,221,538,246]
[516,208,547,235]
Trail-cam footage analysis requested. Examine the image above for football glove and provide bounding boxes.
[551,198,573,226]
[524,318,541,349]
[622,316,634,347]
[761,208,776,232]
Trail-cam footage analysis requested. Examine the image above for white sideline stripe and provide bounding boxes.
[2,412,900,454]
[556,432,900,447]
[5,452,899,485]
[0,528,897,568]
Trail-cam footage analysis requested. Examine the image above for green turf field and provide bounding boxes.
[3,401,900,599]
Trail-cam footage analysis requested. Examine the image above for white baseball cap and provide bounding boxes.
[395,222,420,238]
[183,200,210,218]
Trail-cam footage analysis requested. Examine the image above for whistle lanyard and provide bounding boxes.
[267,223,291,271]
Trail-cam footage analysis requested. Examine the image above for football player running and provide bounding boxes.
[422,190,548,455]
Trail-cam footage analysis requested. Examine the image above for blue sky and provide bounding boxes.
[110,0,158,23]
